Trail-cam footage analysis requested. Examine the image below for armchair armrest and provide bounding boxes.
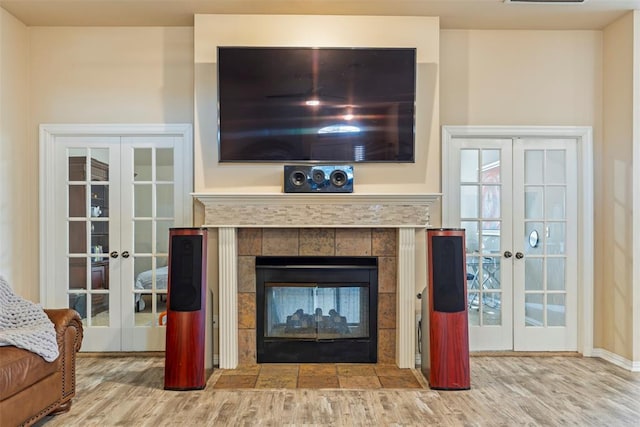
[45,308,83,353]
[44,308,83,401]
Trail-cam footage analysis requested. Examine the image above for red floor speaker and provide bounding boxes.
[426,228,470,390]
[164,227,208,390]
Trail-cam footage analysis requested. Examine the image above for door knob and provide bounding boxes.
[110,251,119,258]
[504,251,513,258]
[515,252,524,259]
[122,251,130,258]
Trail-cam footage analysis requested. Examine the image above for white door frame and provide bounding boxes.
[39,123,193,305]
[442,125,594,357]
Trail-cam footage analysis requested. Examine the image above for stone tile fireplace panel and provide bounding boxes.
[238,228,391,365]
[378,293,397,330]
[373,228,397,256]
[238,228,262,256]
[237,292,255,329]
[263,228,299,256]
[378,256,398,294]
[335,229,372,256]
[299,228,335,256]
[238,329,256,365]
[238,256,256,292]
[378,329,396,364]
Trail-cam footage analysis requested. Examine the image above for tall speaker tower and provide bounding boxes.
[164,227,208,390]
[424,228,470,390]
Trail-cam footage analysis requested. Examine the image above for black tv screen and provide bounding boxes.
[217,47,416,163]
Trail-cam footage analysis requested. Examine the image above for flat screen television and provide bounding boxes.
[217,47,416,163]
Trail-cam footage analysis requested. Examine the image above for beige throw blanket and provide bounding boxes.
[0,274,59,362]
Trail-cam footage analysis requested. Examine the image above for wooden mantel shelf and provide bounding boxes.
[192,193,441,228]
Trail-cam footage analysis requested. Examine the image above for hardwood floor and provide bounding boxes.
[34,356,640,426]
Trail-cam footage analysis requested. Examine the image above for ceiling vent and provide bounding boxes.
[504,0,587,4]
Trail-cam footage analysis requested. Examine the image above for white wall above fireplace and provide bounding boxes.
[193,14,441,195]
[194,192,440,369]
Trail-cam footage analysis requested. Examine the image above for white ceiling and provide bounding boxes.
[0,0,639,30]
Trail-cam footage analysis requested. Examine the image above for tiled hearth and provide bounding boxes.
[211,363,425,389]
[236,228,397,365]
[194,193,440,369]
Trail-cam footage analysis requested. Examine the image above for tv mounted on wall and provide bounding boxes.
[217,47,416,163]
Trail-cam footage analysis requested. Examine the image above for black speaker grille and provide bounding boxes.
[432,235,465,313]
[168,235,203,312]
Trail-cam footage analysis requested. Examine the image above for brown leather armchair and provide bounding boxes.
[0,309,83,427]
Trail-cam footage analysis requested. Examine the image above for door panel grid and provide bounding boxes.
[57,139,122,352]
[522,149,568,327]
[512,140,577,351]
[121,140,180,351]
[54,135,186,352]
[129,146,174,329]
[447,136,577,351]
[459,145,509,329]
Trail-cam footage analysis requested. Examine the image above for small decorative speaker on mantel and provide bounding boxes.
[283,165,354,193]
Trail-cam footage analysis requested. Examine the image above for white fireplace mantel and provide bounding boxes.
[193,192,441,369]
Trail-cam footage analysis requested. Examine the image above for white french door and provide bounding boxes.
[444,131,580,352]
[512,138,578,351]
[450,138,514,350]
[40,125,192,352]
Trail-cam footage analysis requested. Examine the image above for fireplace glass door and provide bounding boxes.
[265,284,369,340]
[256,256,378,363]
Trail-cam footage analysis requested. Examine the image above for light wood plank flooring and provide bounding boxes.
[34,356,640,426]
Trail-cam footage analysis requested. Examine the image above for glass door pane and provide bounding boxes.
[59,136,122,353]
[67,148,111,327]
[513,139,578,351]
[460,147,504,328]
[131,147,173,328]
[121,139,178,351]
[450,137,513,351]
[522,149,568,327]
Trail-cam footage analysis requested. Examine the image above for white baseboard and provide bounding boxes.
[592,348,640,372]
[417,348,640,372]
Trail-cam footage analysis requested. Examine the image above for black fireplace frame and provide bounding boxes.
[256,256,378,363]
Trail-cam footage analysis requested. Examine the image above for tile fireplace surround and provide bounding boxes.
[194,193,440,369]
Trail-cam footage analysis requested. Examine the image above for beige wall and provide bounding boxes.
[193,15,441,195]
[21,26,193,302]
[29,27,193,125]
[440,29,602,127]
[0,23,193,299]
[600,12,635,360]
[0,9,33,299]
